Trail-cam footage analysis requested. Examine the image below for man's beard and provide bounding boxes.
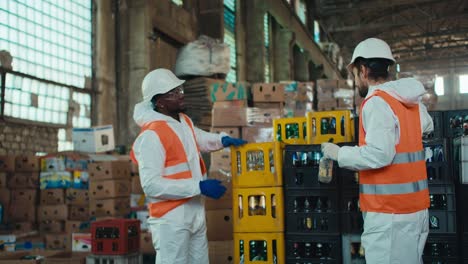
[358,86,368,98]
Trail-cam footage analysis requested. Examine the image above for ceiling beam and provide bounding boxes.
[327,14,468,32]
[318,0,442,16]
[384,29,468,45]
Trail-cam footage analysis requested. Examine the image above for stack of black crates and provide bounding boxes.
[445,109,468,264]
[283,144,342,263]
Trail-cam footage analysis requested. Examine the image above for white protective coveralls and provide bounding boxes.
[338,78,434,264]
[132,100,226,264]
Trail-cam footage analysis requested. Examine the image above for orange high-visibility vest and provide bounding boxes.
[130,114,207,218]
[359,90,429,213]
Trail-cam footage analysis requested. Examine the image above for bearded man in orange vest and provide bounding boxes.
[321,38,434,264]
[131,68,247,264]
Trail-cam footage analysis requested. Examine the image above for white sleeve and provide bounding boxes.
[194,127,226,152]
[134,130,201,200]
[419,102,434,136]
[337,97,397,171]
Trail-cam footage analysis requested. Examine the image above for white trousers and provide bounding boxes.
[147,216,209,264]
[361,209,429,264]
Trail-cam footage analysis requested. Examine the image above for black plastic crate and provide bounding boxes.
[444,109,468,138]
[452,136,467,184]
[423,234,459,258]
[336,143,360,188]
[285,189,340,234]
[462,233,468,259]
[286,235,341,263]
[422,257,459,263]
[429,184,456,211]
[283,145,338,189]
[428,210,456,233]
[340,189,363,234]
[341,234,366,264]
[424,139,453,184]
[424,111,445,140]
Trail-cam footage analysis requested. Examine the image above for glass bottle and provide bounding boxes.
[329,117,336,134]
[293,198,300,213]
[429,215,439,229]
[258,196,266,216]
[304,197,311,213]
[271,195,276,218]
[321,118,329,135]
[304,242,312,258]
[301,152,308,166]
[340,116,345,136]
[292,152,300,167]
[276,124,282,141]
[293,242,300,259]
[237,151,242,175]
[239,196,243,218]
[316,243,323,257]
[239,240,245,264]
[248,196,257,216]
[318,157,333,184]
[305,217,312,230]
[315,197,323,212]
[295,172,303,185]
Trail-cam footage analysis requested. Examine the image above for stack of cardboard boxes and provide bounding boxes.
[316,79,355,111]
[88,160,131,220]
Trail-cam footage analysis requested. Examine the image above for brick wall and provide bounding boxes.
[0,121,58,155]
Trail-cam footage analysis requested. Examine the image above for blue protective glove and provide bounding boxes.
[222,136,247,147]
[199,179,227,199]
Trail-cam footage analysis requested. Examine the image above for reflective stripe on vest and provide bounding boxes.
[359,90,429,214]
[130,114,207,218]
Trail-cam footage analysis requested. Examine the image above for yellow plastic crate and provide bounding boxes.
[233,187,284,233]
[230,142,283,188]
[306,110,355,144]
[273,117,308,144]
[234,232,285,264]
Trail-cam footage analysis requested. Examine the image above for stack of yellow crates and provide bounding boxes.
[231,142,285,263]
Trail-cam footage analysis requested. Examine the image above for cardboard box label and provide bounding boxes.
[40,171,72,189]
[72,233,91,252]
[210,82,247,102]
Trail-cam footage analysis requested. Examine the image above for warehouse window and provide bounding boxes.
[0,0,93,151]
[435,76,444,96]
[264,13,271,83]
[314,21,320,43]
[459,74,468,94]
[296,0,307,25]
[171,0,183,6]
[224,0,237,83]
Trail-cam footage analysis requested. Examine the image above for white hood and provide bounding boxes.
[368,78,426,106]
[133,101,177,127]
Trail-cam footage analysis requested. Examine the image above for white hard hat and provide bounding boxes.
[347,38,395,70]
[141,68,185,101]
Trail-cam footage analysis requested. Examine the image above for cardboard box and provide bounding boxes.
[40,156,66,172]
[68,205,89,221]
[131,176,144,194]
[89,179,131,199]
[45,252,89,264]
[39,220,64,233]
[88,161,130,181]
[15,155,40,172]
[89,197,130,217]
[8,172,39,189]
[11,222,35,233]
[140,231,155,254]
[0,172,8,188]
[209,240,233,264]
[65,221,90,234]
[0,188,9,208]
[205,209,233,241]
[210,127,241,138]
[45,233,70,250]
[11,189,37,204]
[71,233,91,252]
[71,170,89,189]
[37,204,68,221]
[40,189,65,205]
[246,107,282,126]
[252,83,286,102]
[212,106,247,127]
[72,125,115,153]
[209,151,231,172]
[40,171,72,189]
[10,203,36,222]
[0,155,15,172]
[65,189,89,205]
[204,180,232,210]
[241,126,274,143]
